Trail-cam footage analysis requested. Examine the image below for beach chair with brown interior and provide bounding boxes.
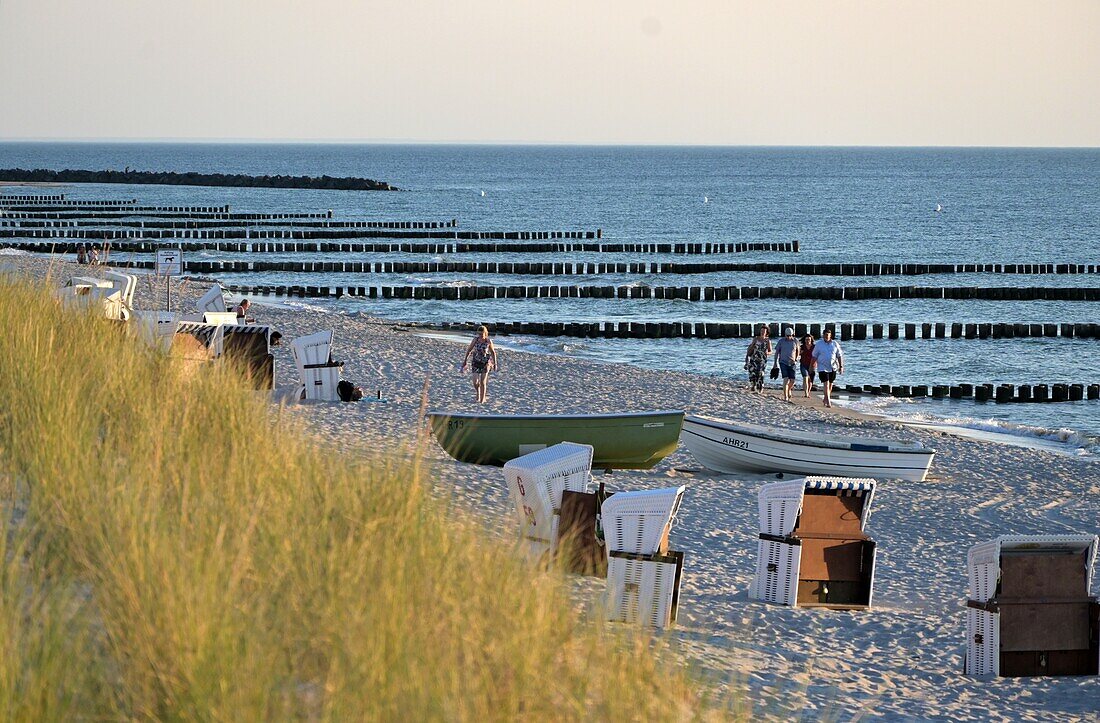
[965,534,1099,677]
[501,442,593,561]
[290,330,343,401]
[601,485,686,628]
[751,476,877,609]
[221,324,275,390]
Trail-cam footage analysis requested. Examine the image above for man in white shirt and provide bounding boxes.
[811,328,844,407]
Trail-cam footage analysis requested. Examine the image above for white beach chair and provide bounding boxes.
[750,476,877,608]
[290,330,343,401]
[196,285,227,314]
[965,534,1098,677]
[602,485,687,628]
[502,442,594,559]
[102,271,137,319]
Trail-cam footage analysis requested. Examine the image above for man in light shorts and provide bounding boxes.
[812,328,845,408]
[772,327,800,402]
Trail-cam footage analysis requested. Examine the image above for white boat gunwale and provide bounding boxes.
[684,415,934,456]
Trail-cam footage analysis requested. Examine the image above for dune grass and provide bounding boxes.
[0,281,723,720]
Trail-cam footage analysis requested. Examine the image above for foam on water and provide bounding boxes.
[835,394,1099,456]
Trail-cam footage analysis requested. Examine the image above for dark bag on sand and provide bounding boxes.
[337,380,364,402]
[770,366,780,380]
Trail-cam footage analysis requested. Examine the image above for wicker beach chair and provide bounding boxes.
[290,330,343,401]
[196,285,227,314]
[102,271,137,319]
[501,442,594,559]
[602,485,687,628]
[751,476,877,608]
[965,534,1099,677]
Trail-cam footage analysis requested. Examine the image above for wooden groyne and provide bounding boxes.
[0,194,66,202]
[1,218,458,230]
[393,319,1100,341]
[0,228,601,242]
[97,257,1100,277]
[0,168,397,192]
[843,383,1099,404]
[0,208,332,219]
[3,238,797,255]
[214,282,1100,302]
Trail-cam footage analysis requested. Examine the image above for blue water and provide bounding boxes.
[2,142,1099,446]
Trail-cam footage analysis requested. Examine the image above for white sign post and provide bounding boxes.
[155,248,183,311]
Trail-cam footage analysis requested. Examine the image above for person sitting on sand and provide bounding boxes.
[799,333,816,398]
[461,325,498,404]
[744,324,772,392]
[235,298,254,324]
[812,328,844,408]
[76,244,88,265]
[89,246,100,265]
[772,327,800,402]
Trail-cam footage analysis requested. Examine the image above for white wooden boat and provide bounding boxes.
[681,414,934,481]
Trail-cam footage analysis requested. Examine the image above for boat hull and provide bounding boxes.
[681,415,934,481]
[429,411,685,469]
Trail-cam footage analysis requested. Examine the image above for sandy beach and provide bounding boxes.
[14,255,1100,721]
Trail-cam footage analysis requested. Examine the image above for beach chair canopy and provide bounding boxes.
[758,476,876,538]
[968,535,1098,606]
[502,442,594,553]
[600,485,686,555]
[102,271,136,310]
[291,330,335,372]
[196,285,227,313]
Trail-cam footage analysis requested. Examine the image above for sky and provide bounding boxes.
[0,0,1097,146]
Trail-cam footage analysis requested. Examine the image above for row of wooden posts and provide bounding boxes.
[3,239,796,255]
[407,319,1100,340]
[107,258,1100,276]
[1,204,225,213]
[0,210,334,220]
[1,218,458,230]
[0,228,608,241]
[220,282,1100,301]
[843,382,1099,404]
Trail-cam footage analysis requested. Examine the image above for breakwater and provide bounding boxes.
[843,382,1100,404]
[217,282,1100,301]
[3,239,796,254]
[105,257,1100,276]
[396,319,1100,340]
[0,168,396,191]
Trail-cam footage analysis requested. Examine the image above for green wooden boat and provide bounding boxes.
[428,410,685,469]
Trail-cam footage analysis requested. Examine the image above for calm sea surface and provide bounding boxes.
[2,143,1098,447]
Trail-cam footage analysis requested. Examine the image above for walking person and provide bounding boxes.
[799,333,817,398]
[812,328,844,408]
[772,327,800,402]
[461,325,499,404]
[744,324,772,392]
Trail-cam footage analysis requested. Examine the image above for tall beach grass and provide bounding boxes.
[0,281,724,720]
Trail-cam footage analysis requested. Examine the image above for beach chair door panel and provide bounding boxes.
[752,538,800,606]
[965,607,1000,676]
[505,471,554,559]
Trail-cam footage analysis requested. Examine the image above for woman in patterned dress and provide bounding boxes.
[744,325,773,392]
[461,325,499,403]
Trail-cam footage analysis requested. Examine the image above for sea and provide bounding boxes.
[2,142,1098,452]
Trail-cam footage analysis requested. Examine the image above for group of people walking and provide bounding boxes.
[745,325,845,407]
[457,322,844,408]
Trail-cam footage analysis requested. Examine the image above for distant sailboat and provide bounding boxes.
[703,196,709,203]
[480,190,486,197]
[935,204,943,213]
